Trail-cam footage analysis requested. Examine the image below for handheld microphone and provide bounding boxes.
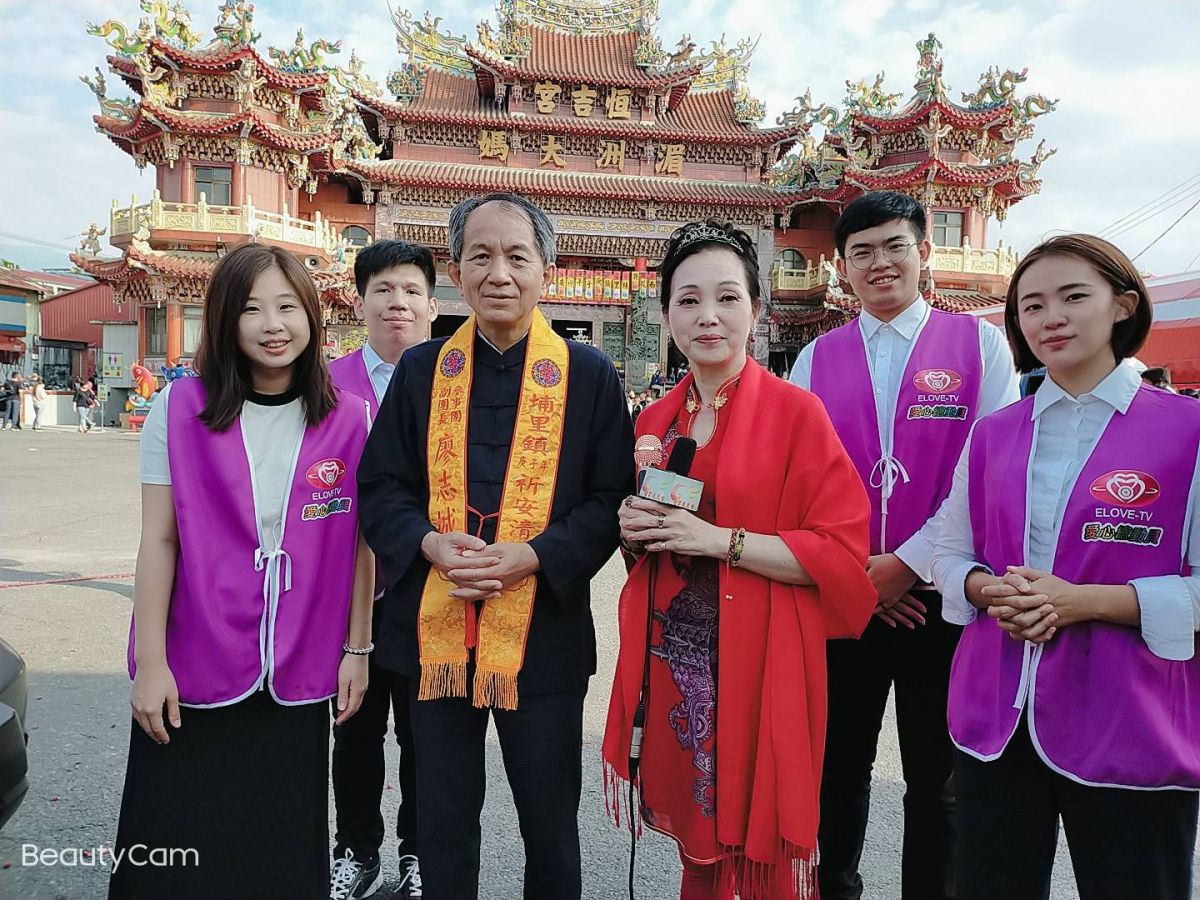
[634,434,664,491]
[665,437,696,477]
[640,437,701,511]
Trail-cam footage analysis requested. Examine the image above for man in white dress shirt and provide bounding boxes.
[328,240,438,900]
[790,192,1019,900]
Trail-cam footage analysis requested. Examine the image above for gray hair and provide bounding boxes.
[447,193,557,265]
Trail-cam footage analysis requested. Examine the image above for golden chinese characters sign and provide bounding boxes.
[539,135,565,167]
[478,129,509,161]
[572,84,598,117]
[655,143,684,176]
[532,80,561,113]
[605,87,631,119]
[597,139,626,172]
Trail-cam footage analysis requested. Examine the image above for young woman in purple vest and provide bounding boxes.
[932,235,1200,899]
[328,240,439,900]
[792,191,1019,900]
[110,244,375,900]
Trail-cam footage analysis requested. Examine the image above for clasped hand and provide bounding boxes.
[422,531,539,601]
[619,496,722,558]
[868,553,924,629]
[982,565,1079,644]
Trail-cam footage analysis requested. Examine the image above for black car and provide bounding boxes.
[0,636,28,829]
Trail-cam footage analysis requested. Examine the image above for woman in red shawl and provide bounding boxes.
[603,220,875,900]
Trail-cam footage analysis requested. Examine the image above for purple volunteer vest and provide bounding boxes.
[810,308,982,554]
[328,347,388,595]
[127,378,369,706]
[952,386,1200,788]
[328,348,380,418]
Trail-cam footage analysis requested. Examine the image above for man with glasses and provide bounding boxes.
[790,191,1018,899]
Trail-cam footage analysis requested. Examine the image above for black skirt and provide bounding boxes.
[109,687,330,900]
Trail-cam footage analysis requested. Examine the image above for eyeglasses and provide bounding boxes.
[845,241,918,270]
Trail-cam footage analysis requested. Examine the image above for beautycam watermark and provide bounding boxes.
[21,843,199,872]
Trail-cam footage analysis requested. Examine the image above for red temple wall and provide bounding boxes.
[244,166,286,213]
[774,205,839,264]
[156,165,184,203]
[303,183,375,232]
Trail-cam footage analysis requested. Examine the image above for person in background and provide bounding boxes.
[604,220,875,900]
[357,193,632,899]
[109,243,374,899]
[30,373,46,430]
[327,239,439,900]
[791,190,1019,900]
[932,234,1200,899]
[1140,365,1174,392]
[3,371,23,430]
[650,368,665,396]
[72,378,92,433]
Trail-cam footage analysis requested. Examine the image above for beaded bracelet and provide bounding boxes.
[727,527,747,567]
[343,641,374,656]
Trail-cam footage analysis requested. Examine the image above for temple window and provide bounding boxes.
[146,307,167,356]
[194,166,232,205]
[776,248,806,271]
[182,306,203,355]
[341,226,371,247]
[932,210,963,247]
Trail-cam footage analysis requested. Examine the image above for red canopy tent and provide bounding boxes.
[1139,272,1200,389]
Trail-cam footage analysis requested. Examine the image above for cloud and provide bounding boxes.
[0,0,1196,274]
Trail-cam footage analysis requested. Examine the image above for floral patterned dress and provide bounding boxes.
[639,379,741,863]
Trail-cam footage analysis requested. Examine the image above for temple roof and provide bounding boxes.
[340,158,804,207]
[71,242,353,305]
[846,158,1028,194]
[355,70,797,147]
[466,27,700,89]
[94,101,334,154]
[823,287,1002,316]
[850,96,1014,133]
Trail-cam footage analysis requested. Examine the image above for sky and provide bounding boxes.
[0,0,1197,275]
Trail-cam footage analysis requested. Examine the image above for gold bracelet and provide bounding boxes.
[727,527,747,567]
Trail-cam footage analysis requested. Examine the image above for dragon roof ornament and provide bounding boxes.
[330,49,386,97]
[87,0,203,57]
[690,34,757,92]
[391,6,473,74]
[844,73,902,113]
[499,0,659,34]
[962,65,1058,125]
[268,28,343,72]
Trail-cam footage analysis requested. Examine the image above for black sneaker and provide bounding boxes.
[396,854,422,898]
[330,849,381,899]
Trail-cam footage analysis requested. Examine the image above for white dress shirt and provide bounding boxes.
[361,341,396,406]
[931,362,1200,661]
[790,296,1020,581]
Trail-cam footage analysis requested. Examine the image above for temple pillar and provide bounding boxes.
[166,301,183,365]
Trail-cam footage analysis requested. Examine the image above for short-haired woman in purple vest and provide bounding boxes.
[109,244,375,900]
[932,235,1200,899]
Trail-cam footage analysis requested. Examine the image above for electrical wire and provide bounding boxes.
[0,230,76,252]
[1131,196,1200,263]
[1098,172,1200,238]
[1104,186,1200,242]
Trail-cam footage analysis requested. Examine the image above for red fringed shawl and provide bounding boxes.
[602,360,875,899]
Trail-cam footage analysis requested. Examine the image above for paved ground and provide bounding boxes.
[0,427,1194,898]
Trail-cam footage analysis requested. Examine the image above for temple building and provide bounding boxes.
[72,1,1056,386]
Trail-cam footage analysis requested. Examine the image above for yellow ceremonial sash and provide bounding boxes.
[419,310,569,709]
